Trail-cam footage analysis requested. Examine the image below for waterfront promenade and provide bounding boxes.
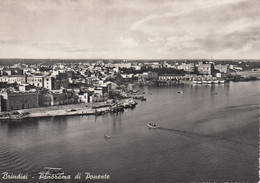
[19,103,96,118]
[0,99,136,119]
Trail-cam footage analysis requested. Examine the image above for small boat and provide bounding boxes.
[202,80,208,84]
[213,80,219,84]
[219,80,225,84]
[141,98,146,101]
[95,110,105,116]
[66,109,77,112]
[39,167,64,176]
[129,103,136,109]
[0,115,11,120]
[147,123,157,129]
[9,111,30,120]
[177,90,184,94]
[10,115,27,120]
[104,135,111,140]
[193,80,202,84]
[10,113,29,120]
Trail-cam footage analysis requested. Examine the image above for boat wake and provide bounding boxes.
[157,127,256,148]
[157,127,204,138]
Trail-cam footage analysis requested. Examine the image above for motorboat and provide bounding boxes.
[39,167,64,176]
[177,90,184,94]
[147,123,157,129]
[104,135,111,140]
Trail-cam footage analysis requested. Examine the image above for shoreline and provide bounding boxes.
[1,79,258,121]
[0,99,138,120]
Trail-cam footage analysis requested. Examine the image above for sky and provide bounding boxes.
[0,0,259,60]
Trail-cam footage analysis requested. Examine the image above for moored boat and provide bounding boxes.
[202,80,208,84]
[10,115,27,120]
[39,167,64,176]
[10,112,30,120]
[0,115,11,120]
[213,80,219,84]
[219,80,225,84]
[192,80,202,84]
[95,109,105,116]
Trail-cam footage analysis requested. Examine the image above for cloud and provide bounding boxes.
[119,36,138,47]
[0,0,259,59]
[0,39,89,53]
[128,0,260,58]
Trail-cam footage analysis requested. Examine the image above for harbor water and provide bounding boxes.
[0,81,259,183]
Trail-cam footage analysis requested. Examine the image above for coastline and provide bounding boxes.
[0,99,138,120]
[1,77,258,121]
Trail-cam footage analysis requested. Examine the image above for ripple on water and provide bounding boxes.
[0,145,40,175]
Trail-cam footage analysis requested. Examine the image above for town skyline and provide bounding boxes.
[0,0,259,60]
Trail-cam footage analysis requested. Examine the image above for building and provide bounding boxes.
[0,91,39,111]
[178,63,195,72]
[148,72,159,80]
[44,73,68,90]
[158,74,177,81]
[27,75,44,88]
[214,64,230,78]
[18,84,36,92]
[0,75,26,85]
[214,64,230,74]
[196,62,215,75]
[114,63,132,69]
[138,73,149,81]
[39,90,78,106]
[1,68,23,76]
[132,65,141,70]
[78,90,94,103]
